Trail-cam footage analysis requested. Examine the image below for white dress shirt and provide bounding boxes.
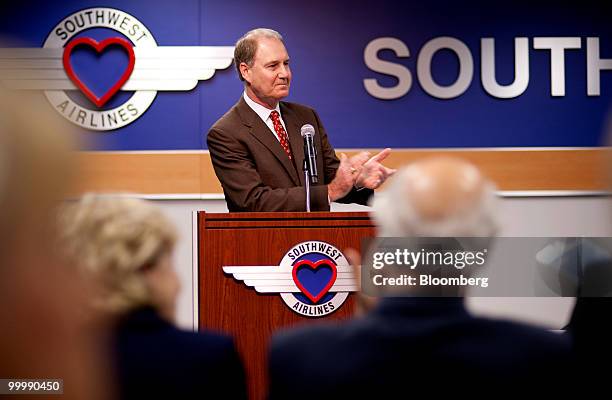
[243,91,288,142]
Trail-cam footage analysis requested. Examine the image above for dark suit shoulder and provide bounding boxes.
[208,101,243,134]
[159,325,237,360]
[270,317,378,362]
[279,100,321,122]
[115,308,246,399]
[466,317,570,353]
[280,100,316,114]
[269,313,570,399]
[271,312,570,369]
[116,309,237,362]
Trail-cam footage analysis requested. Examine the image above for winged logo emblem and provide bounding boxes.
[0,7,234,130]
[223,264,359,294]
[222,241,360,317]
[0,45,234,92]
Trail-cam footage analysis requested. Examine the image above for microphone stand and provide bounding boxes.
[303,158,311,212]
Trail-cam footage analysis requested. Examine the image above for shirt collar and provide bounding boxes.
[243,91,282,123]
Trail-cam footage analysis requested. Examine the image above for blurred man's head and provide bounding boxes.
[372,157,498,237]
[363,157,498,298]
[0,92,75,249]
[0,87,77,299]
[0,86,110,400]
[235,28,291,108]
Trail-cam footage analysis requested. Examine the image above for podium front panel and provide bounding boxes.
[197,212,375,399]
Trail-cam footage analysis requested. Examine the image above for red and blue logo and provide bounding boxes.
[0,7,234,131]
[224,241,357,317]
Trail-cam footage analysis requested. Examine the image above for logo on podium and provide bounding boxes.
[223,241,358,317]
[0,7,234,130]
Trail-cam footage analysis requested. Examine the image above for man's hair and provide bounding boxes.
[234,28,284,81]
[371,166,499,237]
[58,194,178,314]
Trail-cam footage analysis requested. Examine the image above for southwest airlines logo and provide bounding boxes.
[0,8,234,130]
[223,241,358,317]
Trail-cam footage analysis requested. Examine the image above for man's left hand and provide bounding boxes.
[354,148,396,189]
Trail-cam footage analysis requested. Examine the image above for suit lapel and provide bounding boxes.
[280,102,306,186]
[235,97,300,185]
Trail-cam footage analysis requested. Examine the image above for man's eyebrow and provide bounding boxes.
[264,57,290,67]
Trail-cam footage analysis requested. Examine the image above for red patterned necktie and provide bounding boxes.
[269,110,292,159]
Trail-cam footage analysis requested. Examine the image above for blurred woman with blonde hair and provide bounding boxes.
[59,194,246,399]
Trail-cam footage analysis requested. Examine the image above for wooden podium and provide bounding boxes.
[197,212,375,399]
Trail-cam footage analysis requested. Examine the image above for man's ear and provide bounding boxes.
[239,62,250,83]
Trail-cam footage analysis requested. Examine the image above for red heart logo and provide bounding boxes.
[292,259,338,304]
[62,37,135,108]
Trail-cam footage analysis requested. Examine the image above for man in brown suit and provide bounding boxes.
[207,28,395,212]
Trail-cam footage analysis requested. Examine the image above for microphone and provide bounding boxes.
[300,124,318,184]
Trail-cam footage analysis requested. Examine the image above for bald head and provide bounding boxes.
[372,157,498,237]
[404,157,486,221]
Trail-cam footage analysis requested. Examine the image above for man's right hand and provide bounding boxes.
[328,152,367,201]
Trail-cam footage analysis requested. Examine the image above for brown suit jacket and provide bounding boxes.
[207,97,372,212]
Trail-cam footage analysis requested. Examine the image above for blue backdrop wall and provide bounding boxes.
[1,0,610,150]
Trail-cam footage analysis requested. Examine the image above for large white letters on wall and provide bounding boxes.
[364,36,611,100]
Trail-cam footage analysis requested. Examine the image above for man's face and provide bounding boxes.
[242,37,291,106]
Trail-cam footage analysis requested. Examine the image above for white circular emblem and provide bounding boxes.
[279,241,351,317]
[43,7,157,131]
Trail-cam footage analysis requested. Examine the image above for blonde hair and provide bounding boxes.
[59,194,178,314]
